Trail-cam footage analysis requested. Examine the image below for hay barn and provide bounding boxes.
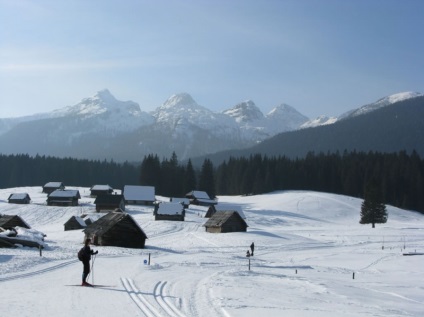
[83,212,147,248]
[203,211,248,233]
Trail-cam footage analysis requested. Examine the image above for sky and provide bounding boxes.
[1,187,424,316]
[1,0,423,119]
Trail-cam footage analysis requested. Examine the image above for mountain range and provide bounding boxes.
[0,90,422,163]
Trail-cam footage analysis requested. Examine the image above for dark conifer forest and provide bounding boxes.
[0,150,423,214]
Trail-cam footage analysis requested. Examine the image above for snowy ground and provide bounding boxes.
[1,187,424,317]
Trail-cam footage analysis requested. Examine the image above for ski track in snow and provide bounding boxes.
[121,277,187,317]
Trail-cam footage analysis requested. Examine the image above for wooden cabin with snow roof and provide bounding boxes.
[42,182,65,194]
[154,202,185,221]
[8,193,31,204]
[90,185,114,197]
[123,185,155,205]
[185,190,217,207]
[47,189,81,206]
[83,212,147,248]
[64,216,87,231]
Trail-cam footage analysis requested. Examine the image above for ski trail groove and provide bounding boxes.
[154,281,186,317]
[121,277,159,317]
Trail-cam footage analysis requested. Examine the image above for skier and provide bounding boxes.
[250,242,254,256]
[81,238,98,286]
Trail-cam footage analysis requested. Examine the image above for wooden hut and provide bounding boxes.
[64,216,87,231]
[90,185,114,197]
[154,202,185,221]
[185,190,217,206]
[42,182,65,194]
[94,194,125,212]
[83,212,147,248]
[204,205,217,218]
[47,190,81,206]
[123,185,155,205]
[203,211,248,233]
[8,193,31,204]
[0,214,31,229]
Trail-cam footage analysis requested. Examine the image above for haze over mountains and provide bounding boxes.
[0,90,422,163]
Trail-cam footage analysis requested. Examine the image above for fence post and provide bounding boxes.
[148,253,151,265]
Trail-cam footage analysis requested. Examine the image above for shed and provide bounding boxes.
[64,216,87,231]
[83,212,147,248]
[170,197,190,208]
[0,214,31,229]
[203,211,248,233]
[94,194,125,212]
[123,185,155,205]
[47,190,81,206]
[8,193,31,204]
[43,182,65,194]
[186,190,217,206]
[90,185,114,197]
[154,202,185,221]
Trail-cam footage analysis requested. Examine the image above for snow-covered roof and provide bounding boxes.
[75,216,87,227]
[90,185,113,191]
[49,190,80,198]
[8,193,30,200]
[157,202,184,215]
[170,197,190,205]
[123,185,155,201]
[189,190,211,199]
[44,182,64,188]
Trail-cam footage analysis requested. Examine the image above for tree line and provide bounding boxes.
[0,151,423,214]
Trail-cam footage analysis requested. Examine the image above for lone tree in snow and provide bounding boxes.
[360,179,388,228]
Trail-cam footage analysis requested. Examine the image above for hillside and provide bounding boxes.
[1,187,424,316]
[197,96,424,166]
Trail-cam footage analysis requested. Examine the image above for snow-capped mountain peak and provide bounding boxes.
[222,100,264,123]
[300,115,338,129]
[160,93,198,110]
[50,89,144,118]
[339,91,423,120]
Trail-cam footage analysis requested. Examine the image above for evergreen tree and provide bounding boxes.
[183,159,197,194]
[198,158,215,198]
[360,179,388,228]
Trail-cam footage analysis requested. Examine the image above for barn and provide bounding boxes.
[154,202,185,221]
[64,216,87,231]
[47,190,81,206]
[42,182,65,194]
[83,212,147,248]
[203,211,248,233]
[8,193,31,204]
[94,194,125,212]
[90,185,114,197]
[0,214,31,229]
[123,185,155,205]
[185,190,217,206]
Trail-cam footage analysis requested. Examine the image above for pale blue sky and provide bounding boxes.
[1,0,423,118]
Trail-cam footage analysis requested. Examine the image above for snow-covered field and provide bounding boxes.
[1,187,424,317]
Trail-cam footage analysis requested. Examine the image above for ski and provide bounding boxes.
[65,284,114,288]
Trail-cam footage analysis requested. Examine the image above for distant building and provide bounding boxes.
[203,211,248,233]
[64,216,87,231]
[90,185,114,197]
[47,190,81,206]
[0,214,31,229]
[94,194,125,212]
[8,193,31,204]
[123,185,155,205]
[84,212,147,248]
[186,190,217,206]
[214,203,246,219]
[154,202,185,221]
[42,182,65,194]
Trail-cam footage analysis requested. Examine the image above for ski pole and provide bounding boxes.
[91,254,96,285]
